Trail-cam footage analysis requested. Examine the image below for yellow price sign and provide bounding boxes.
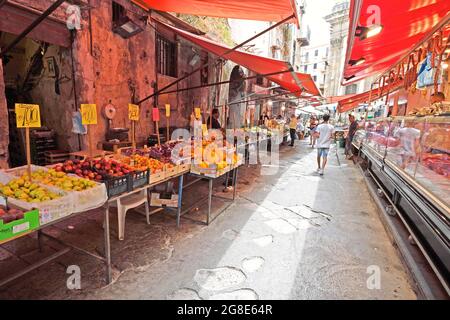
[81,104,97,125]
[195,107,201,119]
[165,104,171,117]
[128,104,140,121]
[202,124,208,136]
[15,104,41,128]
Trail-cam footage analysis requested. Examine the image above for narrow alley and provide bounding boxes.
[0,141,416,299]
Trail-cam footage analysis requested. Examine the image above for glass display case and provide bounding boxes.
[356,116,450,209]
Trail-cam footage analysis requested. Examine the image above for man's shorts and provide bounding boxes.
[317,148,330,158]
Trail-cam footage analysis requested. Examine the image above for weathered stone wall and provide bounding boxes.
[0,60,9,168]
[1,0,221,162]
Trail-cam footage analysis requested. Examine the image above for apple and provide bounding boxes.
[55,165,63,172]
[95,175,103,181]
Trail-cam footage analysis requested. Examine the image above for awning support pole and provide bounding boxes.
[160,70,291,96]
[137,13,295,105]
[0,0,66,59]
[217,89,303,108]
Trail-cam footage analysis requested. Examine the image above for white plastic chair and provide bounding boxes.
[115,190,150,240]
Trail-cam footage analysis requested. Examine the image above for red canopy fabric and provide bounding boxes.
[343,0,450,85]
[337,81,403,113]
[133,0,299,24]
[156,21,321,97]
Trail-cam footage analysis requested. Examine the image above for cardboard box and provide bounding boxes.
[0,209,40,242]
[150,192,179,208]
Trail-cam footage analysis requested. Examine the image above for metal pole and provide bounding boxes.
[207,179,213,225]
[0,0,66,59]
[137,14,295,105]
[157,70,291,96]
[218,90,303,108]
[104,203,112,284]
[177,174,184,228]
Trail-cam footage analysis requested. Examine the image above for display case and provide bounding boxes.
[356,116,450,210]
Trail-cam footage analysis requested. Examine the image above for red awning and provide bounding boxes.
[156,21,321,97]
[337,81,403,113]
[343,0,450,85]
[133,0,299,24]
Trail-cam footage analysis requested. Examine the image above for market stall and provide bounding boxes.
[341,1,450,296]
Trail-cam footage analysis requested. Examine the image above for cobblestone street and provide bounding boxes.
[0,142,416,299]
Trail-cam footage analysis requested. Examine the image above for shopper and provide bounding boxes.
[345,114,358,160]
[289,114,298,147]
[207,108,222,129]
[309,116,318,148]
[296,116,305,140]
[314,114,335,176]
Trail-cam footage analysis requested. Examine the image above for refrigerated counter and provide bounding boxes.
[354,116,450,294]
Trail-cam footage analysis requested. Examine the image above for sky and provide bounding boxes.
[303,0,337,46]
[229,0,338,53]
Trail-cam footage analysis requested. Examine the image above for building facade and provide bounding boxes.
[323,0,374,98]
[0,0,228,168]
[300,43,329,94]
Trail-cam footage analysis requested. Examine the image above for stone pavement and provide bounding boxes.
[0,140,416,299]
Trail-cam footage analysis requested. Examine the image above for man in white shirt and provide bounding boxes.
[314,114,335,175]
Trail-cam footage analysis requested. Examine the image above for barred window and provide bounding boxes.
[156,35,177,77]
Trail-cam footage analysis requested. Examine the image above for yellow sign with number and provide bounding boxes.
[81,104,97,125]
[165,104,171,117]
[195,107,201,119]
[202,124,208,136]
[128,104,140,121]
[15,104,41,128]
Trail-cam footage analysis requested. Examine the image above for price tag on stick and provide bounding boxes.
[152,108,160,122]
[128,104,140,121]
[165,104,171,142]
[15,104,41,180]
[81,104,97,125]
[195,107,201,120]
[15,104,41,128]
[80,104,97,157]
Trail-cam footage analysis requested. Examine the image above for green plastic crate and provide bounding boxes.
[0,209,40,242]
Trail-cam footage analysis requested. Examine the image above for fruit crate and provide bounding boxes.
[0,208,40,242]
[149,170,166,184]
[179,163,191,173]
[190,164,231,178]
[105,175,130,198]
[129,169,149,190]
[165,164,179,178]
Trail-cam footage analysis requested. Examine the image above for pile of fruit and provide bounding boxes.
[121,147,150,157]
[0,205,25,224]
[23,169,97,191]
[0,177,61,203]
[149,142,184,163]
[55,159,134,181]
[121,154,164,173]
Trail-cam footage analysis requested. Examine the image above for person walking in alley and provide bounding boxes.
[314,114,335,175]
[345,114,358,160]
[296,116,305,140]
[309,116,318,148]
[289,114,298,147]
[207,108,222,129]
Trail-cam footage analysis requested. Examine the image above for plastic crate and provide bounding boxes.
[0,209,40,242]
[105,175,130,198]
[129,169,149,190]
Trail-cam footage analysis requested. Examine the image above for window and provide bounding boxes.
[345,84,358,94]
[112,1,126,25]
[305,52,309,61]
[313,75,317,82]
[256,74,263,85]
[315,49,319,56]
[313,63,317,69]
[304,65,308,72]
[156,35,177,77]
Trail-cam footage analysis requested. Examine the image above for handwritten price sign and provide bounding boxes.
[165,104,171,117]
[81,104,97,125]
[194,107,201,119]
[15,104,41,128]
[128,104,140,121]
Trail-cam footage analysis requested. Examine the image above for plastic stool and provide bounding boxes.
[116,190,150,240]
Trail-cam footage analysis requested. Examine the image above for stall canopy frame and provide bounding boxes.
[145,20,320,100]
[131,0,300,25]
[342,0,450,85]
